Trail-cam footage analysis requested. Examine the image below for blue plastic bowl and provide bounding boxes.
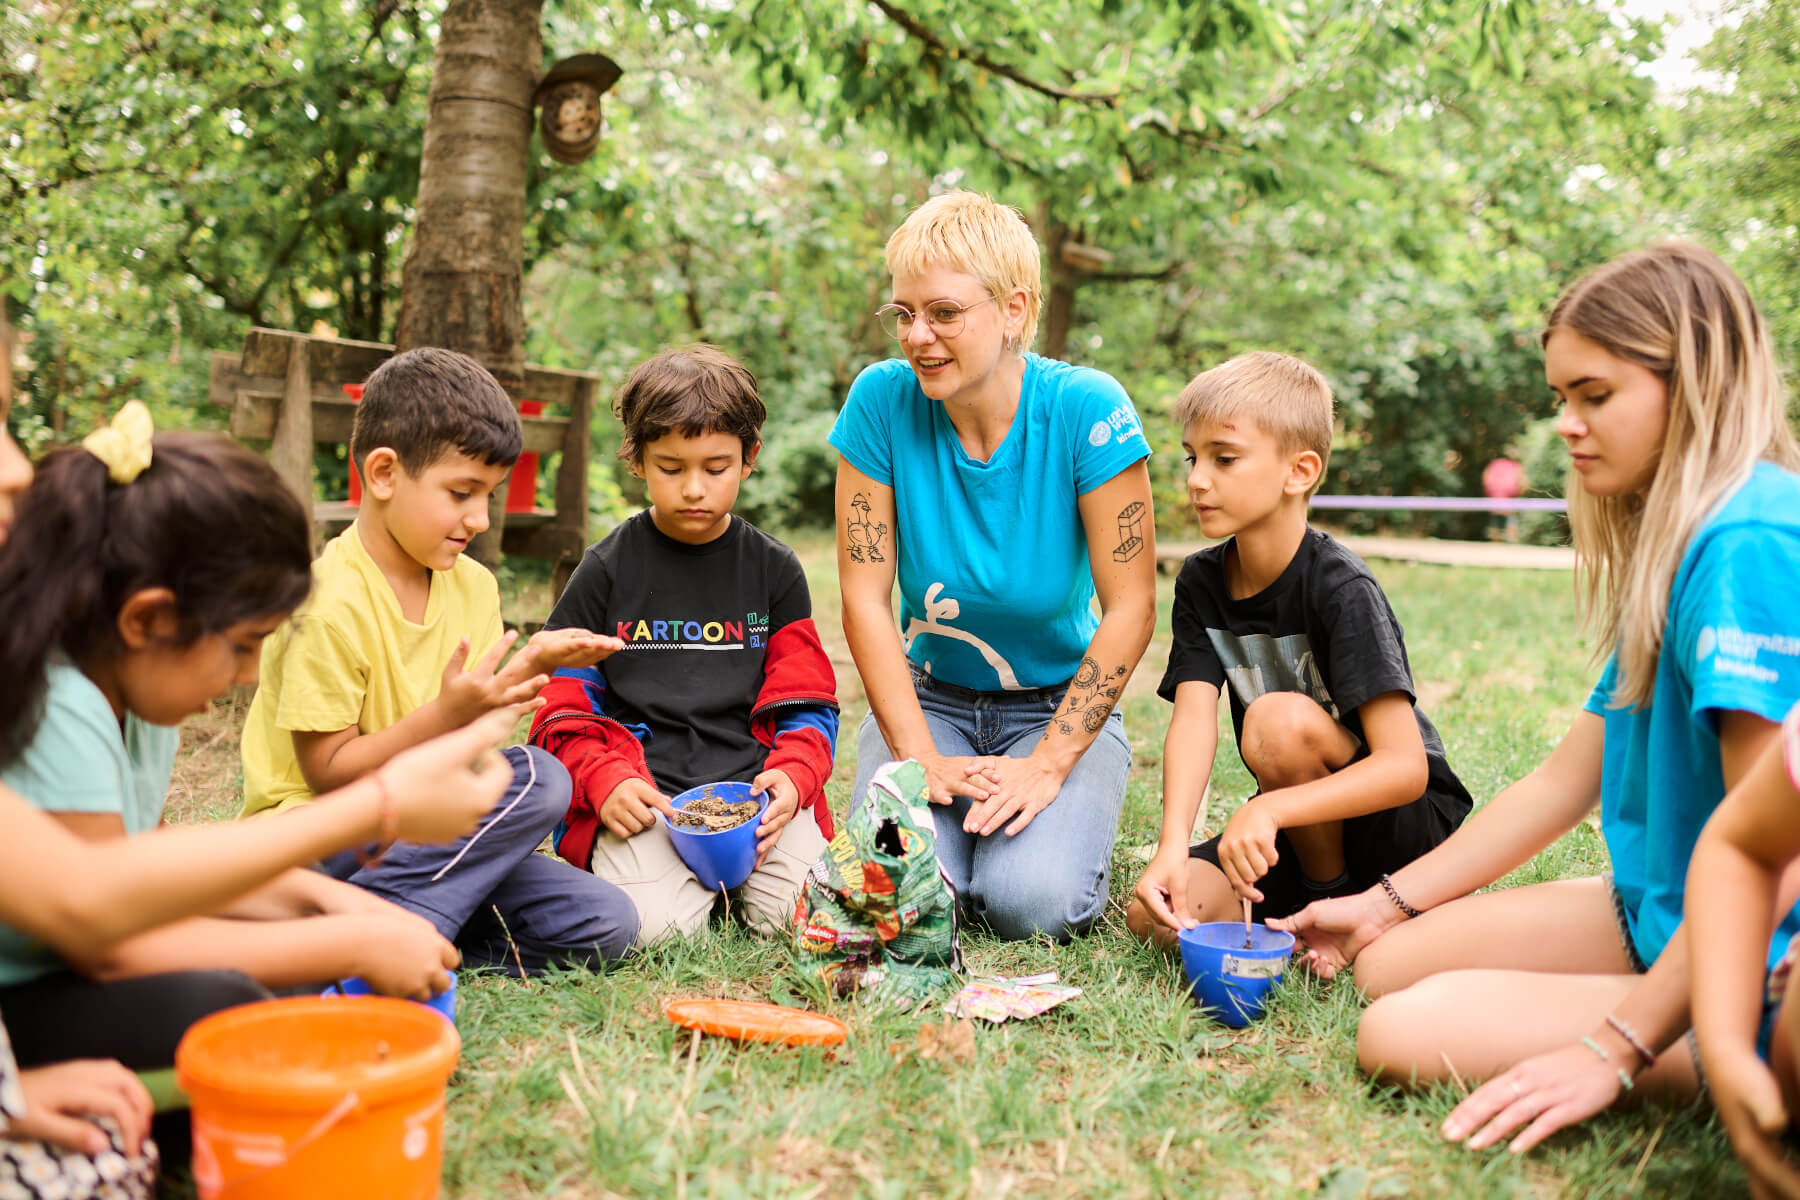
[1177,922,1295,1028]
[662,781,768,892]
[321,971,457,1024]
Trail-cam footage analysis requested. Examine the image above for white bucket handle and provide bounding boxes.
[209,1090,360,1196]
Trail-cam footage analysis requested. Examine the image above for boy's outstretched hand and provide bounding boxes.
[518,627,625,674]
[438,631,548,724]
[601,777,675,839]
[751,768,799,868]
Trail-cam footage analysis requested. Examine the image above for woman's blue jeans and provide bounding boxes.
[849,668,1132,942]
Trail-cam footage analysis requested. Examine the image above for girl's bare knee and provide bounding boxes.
[1356,991,1422,1082]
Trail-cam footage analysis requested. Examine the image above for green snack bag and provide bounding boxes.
[792,759,963,1005]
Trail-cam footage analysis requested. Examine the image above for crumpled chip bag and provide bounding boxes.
[792,759,963,1004]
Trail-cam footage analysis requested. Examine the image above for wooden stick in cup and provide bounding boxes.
[1241,896,1253,949]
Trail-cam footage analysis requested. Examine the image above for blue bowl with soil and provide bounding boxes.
[662,781,768,892]
[1178,922,1295,1028]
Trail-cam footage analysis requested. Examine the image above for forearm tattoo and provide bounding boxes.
[1053,656,1127,736]
[845,491,889,564]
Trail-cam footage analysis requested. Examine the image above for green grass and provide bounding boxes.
[168,537,1738,1198]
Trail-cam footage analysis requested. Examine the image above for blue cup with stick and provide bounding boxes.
[662,780,768,892]
[1177,922,1295,1028]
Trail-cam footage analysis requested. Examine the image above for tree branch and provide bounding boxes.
[867,0,1119,105]
[1084,262,1189,285]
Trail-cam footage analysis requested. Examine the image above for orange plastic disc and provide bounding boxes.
[661,997,848,1046]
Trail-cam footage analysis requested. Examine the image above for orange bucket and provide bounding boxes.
[175,997,460,1199]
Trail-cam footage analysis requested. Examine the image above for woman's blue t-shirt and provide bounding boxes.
[829,354,1151,691]
[1589,461,1800,970]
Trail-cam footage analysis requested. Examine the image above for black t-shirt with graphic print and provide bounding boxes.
[545,510,811,796]
[1158,527,1472,822]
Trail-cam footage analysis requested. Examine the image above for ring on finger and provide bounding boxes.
[1509,1079,1523,1100]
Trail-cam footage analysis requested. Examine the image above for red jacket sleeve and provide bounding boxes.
[751,618,840,839]
[528,672,653,869]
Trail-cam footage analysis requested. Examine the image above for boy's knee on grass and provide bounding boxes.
[1240,692,1352,786]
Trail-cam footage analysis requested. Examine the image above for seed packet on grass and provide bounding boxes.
[943,973,1083,1023]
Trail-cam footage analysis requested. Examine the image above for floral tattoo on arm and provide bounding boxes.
[846,492,889,564]
[1053,656,1127,735]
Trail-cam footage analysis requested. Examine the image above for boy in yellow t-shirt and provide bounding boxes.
[242,348,638,972]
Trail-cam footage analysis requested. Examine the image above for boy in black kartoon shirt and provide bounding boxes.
[1125,352,1471,947]
[529,345,839,945]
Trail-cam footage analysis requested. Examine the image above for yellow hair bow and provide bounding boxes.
[81,400,154,484]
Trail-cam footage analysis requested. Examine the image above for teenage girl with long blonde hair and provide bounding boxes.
[1275,241,1800,1152]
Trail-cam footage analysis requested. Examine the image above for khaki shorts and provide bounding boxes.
[590,807,828,947]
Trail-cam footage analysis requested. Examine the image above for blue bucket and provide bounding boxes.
[1177,922,1295,1028]
[663,781,768,892]
[322,971,457,1024]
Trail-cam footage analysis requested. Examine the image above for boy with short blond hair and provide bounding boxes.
[242,346,638,972]
[530,344,838,946]
[1125,351,1471,946]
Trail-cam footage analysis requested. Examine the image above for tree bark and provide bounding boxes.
[1041,216,1077,362]
[395,0,542,566]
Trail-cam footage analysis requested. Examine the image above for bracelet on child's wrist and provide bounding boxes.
[1604,1014,1657,1068]
[356,772,398,868]
[1580,1035,1635,1091]
[1379,873,1422,919]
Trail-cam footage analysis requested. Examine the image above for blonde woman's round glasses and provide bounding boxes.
[875,296,998,340]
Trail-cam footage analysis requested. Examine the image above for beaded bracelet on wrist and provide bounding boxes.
[1379,873,1421,919]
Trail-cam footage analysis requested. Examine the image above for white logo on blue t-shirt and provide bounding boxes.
[1087,421,1110,447]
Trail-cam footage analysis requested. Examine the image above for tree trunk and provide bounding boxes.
[1041,216,1077,362]
[395,0,542,566]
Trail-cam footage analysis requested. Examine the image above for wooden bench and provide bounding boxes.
[209,328,598,594]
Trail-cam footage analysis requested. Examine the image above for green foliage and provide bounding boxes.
[2,1,435,434]
[1686,0,1800,377]
[14,0,1791,545]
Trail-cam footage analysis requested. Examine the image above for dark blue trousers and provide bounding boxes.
[321,745,637,974]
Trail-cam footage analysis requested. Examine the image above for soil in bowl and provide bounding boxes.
[670,792,760,832]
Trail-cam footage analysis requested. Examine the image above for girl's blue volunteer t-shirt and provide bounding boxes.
[1590,461,1800,970]
[829,353,1150,691]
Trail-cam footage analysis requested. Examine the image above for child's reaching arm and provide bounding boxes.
[0,711,513,960]
[1216,690,1429,899]
[64,910,458,1000]
[1134,680,1222,932]
[1273,709,1608,977]
[44,811,459,999]
[295,628,620,794]
[1688,706,1800,1198]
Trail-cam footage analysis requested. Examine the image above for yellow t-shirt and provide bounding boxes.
[240,526,504,816]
